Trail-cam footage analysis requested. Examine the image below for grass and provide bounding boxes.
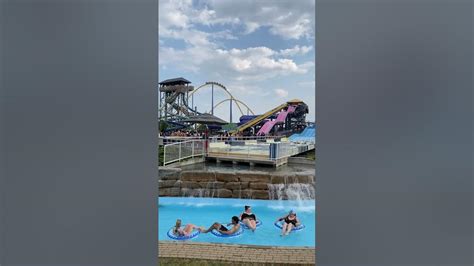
[304,151,316,160]
[295,150,316,160]
[159,258,313,266]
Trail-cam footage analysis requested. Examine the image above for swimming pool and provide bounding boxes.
[158,197,316,247]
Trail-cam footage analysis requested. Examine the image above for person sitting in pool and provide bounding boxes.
[201,216,241,235]
[276,210,301,236]
[172,219,205,237]
[240,205,257,231]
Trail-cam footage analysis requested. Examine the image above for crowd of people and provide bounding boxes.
[162,130,205,138]
[172,206,301,238]
[161,130,248,139]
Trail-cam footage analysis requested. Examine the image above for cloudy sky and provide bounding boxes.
[159,0,315,122]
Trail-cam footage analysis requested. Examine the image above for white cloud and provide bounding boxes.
[275,89,289,98]
[298,80,316,88]
[204,0,315,39]
[160,43,313,81]
[212,30,238,40]
[269,16,313,39]
[158,0,192,30]
[232,58,252,71]
[244,22,260,34]
[159,0,315,40]
[279,45,313,57]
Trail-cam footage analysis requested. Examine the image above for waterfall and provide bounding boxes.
[268,183,315,200]
[180,181,218,198]
[181,188,189,197]
[196,188,204,197]
[238,182,242,199]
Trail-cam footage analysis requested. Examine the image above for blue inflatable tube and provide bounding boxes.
[167,227,200,240]
[211,226,244,238]
[274,221,305,231]
[239,219,262,229]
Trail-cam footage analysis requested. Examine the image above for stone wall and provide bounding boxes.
[158,168,315,200]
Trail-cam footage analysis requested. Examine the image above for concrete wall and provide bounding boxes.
[158,168,315,200]
[287,157,316,165]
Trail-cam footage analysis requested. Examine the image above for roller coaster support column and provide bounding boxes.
[211,83,214,115]
[230,98,233,123]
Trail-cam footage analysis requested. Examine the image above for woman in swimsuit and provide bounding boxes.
[172,219,205,237]
[276,210,301,236]
[240,205,257,231]
[201,216,241,235]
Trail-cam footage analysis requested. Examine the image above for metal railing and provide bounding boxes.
[163,139,206,165]
[162,139,315,165]
[159,136,204,146]
[207,141,314,161]
[208,135,285,143]
[271,142,315,160]
[207,142,270,159]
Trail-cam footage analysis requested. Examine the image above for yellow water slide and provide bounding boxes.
[234,99,303,133]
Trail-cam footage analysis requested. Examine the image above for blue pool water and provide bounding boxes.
[158,197,316,247]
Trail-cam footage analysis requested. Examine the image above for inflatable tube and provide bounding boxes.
[274,221,305,231]
[239,219,262,229]
[167,227,200,240]
[211,226,244,238]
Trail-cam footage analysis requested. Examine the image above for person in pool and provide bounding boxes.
[240,205,257,231]
[172,219,205,237]
[276,210,301,236]
[201,216,241,235]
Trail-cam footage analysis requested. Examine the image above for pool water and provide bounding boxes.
[158,197,316,247]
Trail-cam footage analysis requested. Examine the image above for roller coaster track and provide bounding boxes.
[213,98,255,115]
[187,81,254,116]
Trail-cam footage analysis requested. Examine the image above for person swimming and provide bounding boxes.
[201,216,241,235]
[172,219,205,237]
[276,210,301,236]
[240,205,257,231]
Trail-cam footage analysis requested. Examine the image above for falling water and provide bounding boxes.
[196,188,204,197]
[180,188,189,197]
[180,181,220,198]
[267,183,315,201]
[238,182,242,199]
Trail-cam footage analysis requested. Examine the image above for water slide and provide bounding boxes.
[164,90,202,117]
[235,102,289,133]
[256,105,297,136]
[288,125,316,143]
[234,99,305,133]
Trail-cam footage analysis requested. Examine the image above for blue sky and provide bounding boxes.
[159,0,315,122]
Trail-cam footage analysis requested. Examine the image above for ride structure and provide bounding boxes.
[186,81,255,122]
[158,77,196,122]
[159,78,254,132]
[159,78,310,136]
[234,99,308,136]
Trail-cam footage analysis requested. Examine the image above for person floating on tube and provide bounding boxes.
[276,210,301,236]
[240,205,258,231]
[172,219,205,237]
[201,216,241,235]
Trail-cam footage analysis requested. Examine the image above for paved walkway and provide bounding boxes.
[159,241,316,265]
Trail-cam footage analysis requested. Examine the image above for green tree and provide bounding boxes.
[159,120,168,133]
[196,123,207,132]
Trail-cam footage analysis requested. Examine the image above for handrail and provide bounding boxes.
[163,139,206,166]
[164,139,201,146]
[207,140,314,162]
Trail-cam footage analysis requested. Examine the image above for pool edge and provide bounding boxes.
[159,240,316,264]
